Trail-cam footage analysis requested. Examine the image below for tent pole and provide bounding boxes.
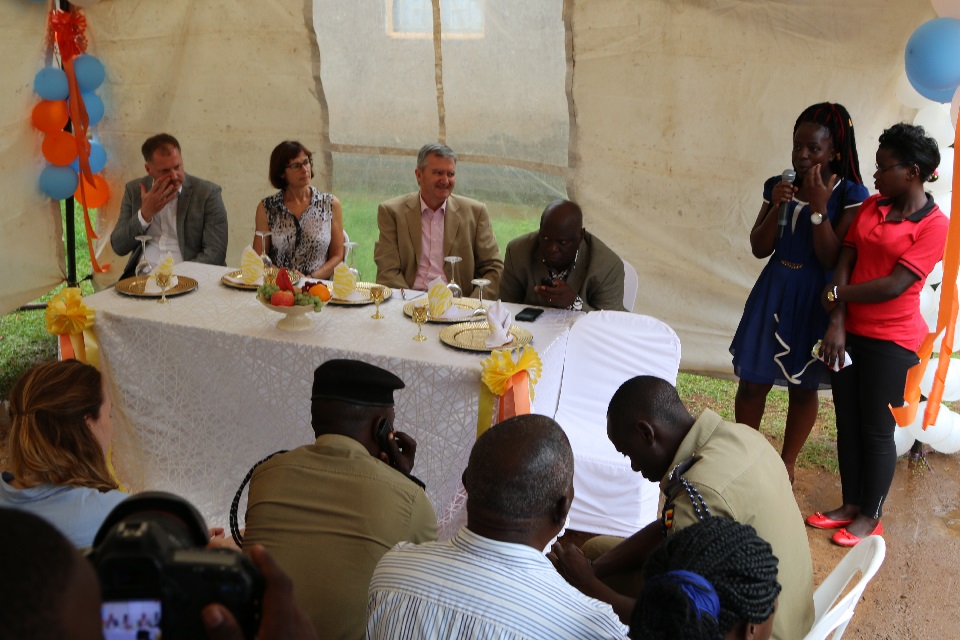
[60,0,78,288]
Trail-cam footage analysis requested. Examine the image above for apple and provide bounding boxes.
[270,290,295,307]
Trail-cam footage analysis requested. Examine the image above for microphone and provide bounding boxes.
[778,169,796,239]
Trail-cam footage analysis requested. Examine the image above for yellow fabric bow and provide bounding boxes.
[480,345,542,399]
[45,288,94,336]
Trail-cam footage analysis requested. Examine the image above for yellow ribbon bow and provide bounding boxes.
[477,345,542,437]
[45,287,95,364]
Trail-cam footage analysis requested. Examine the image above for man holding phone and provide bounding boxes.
[499,199,626,312]
[243,359,437,640]
[110,133,228,279]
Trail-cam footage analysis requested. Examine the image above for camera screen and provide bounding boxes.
[101,600,161,640]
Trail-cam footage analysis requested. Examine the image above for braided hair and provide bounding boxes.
[793,103,863,219]
[629,517,781,640]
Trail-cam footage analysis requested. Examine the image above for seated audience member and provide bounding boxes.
[243,359,437,639]
[374,143,503,296]
[111,133,228,279]
[500,199,627,311]
[574,376,812,640]
[367,414,630,639]
[1,360,127,547]
[253,140,345,280]
[554,517,780,640]
[0,508,103,640]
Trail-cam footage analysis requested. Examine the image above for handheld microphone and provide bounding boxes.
[778,169,796,239]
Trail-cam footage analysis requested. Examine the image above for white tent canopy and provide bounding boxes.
[0,0,933,374]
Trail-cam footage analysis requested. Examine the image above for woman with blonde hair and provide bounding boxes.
[1,359,127,547]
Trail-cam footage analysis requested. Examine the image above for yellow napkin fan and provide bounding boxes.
[428,277,453,317]
[241,245,264,285]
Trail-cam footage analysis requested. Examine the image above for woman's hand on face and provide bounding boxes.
[805,164,834,213]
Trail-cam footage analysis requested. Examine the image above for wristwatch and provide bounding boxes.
[810,211,824,225]
[826,285,839,302]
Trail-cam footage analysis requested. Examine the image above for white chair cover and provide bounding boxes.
[804,535,886,640]
[623,259,639,312]
[553,310,681,536]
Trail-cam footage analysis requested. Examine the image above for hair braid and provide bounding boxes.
[630,517,782,639]
[794,102,863,216]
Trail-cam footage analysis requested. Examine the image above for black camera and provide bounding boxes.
[89,491,263,639]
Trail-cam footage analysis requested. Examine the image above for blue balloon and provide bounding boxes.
[73,54,105,92]
[905,18,960,99]
[39,165,79,200]
[34,67,69,101]
[909,78,957,103]
[70,140,107,174]
[70,92,105,126]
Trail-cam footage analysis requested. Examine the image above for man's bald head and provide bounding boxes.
[464,414,573,523]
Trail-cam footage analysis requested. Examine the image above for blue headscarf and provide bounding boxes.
[644,569,721,620]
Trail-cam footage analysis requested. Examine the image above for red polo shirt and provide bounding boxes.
[844,193,948,352]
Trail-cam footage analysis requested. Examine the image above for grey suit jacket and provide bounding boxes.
[499,230,626,311]
[111,173,228,279]
[374,192,502,297]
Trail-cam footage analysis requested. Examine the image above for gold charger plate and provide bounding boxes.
[439,321,533,352]
[327,282,393,306]
[403,298,482,323]
[115,275,199,298]
[220,269,303,291]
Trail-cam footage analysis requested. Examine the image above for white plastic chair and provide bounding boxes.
[552,310,681,536]
[622,259,638,311]
[803,535,886,640]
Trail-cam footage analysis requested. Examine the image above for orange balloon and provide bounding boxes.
[75,174,111,209]
[42,131,78,166]
[31,100,69,133]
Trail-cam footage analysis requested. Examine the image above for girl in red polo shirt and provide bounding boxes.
[808,123,948,547]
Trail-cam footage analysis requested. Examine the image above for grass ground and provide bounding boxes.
[0,198,840,474]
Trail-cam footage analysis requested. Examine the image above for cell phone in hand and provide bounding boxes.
[376,418,394,463]
[515,307,545,322]
[540,277,555,287]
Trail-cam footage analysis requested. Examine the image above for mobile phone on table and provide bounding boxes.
[515,307,544,322]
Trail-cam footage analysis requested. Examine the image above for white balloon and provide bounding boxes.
[915,104,956,149]
[944,359,960,401]
[932,0,960,19]
[898,72,935,109]
[920,284,941,333]
[908,401,954,445]
[951,86,960,128]
[920,357,939,396]
[926,261,945,287]
[937,194,952,218]
[930,147,955,195]
[894,424,916,456]
[932,413,960,453]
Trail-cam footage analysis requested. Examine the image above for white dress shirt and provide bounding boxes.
[138,185,184,268]
[367,527,629,639]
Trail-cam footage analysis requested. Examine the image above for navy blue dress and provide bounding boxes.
[730,176,869,389]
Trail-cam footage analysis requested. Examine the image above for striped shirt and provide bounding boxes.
[367,527,629,639]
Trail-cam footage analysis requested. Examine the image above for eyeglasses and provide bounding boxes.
[287,158,313,171]
[874,162,909,173]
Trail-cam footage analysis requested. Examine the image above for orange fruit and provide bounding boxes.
[309,282,331,302]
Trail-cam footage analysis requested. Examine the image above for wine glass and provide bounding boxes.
[444,256,462,298]
[344,241,361,281]
[370,285,386,319]
[134,235,153,277]
[255,231,273,269]
[154,272,171,304]
[470,278,490,317]
[412,303,428,342]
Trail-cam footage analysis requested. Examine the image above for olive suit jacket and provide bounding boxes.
[499,230,626,311]
[110,173,228,279]
[374,192,502,297]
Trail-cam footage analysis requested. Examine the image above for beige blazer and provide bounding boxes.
[374,192,503,297]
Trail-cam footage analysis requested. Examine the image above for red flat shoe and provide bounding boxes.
[831,522,883,547]
[805,512,855,529]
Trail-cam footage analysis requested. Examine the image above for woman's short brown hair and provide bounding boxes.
[7,360,117,492]
[268,140,313,190]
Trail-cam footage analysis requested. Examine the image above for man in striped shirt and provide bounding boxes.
[367,414,629,639]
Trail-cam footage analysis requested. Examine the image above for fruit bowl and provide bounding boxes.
[258,297,320,331]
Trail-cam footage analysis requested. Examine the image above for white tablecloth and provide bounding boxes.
[86,262,578,538]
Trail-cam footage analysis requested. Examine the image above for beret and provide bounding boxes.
[311,359,404,406]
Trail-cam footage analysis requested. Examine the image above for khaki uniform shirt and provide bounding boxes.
[244,434,438,640]
[662,410,815,640]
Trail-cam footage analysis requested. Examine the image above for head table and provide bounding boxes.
[85,262,580,538]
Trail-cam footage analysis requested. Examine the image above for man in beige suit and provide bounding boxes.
[374,143,503,297]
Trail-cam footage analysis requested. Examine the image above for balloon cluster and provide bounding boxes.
[33,53,109,207]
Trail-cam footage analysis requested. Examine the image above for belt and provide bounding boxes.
[779,259,804,270]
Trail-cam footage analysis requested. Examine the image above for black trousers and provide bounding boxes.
[830,333,919,518]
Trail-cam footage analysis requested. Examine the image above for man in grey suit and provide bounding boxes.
[499,199,626,311]
[111,133,228,279]
[374,143,502,298]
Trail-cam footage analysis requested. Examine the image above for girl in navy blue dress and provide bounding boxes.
[730,103,869,483]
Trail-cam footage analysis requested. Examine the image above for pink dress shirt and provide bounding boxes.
[413,197,448,290]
